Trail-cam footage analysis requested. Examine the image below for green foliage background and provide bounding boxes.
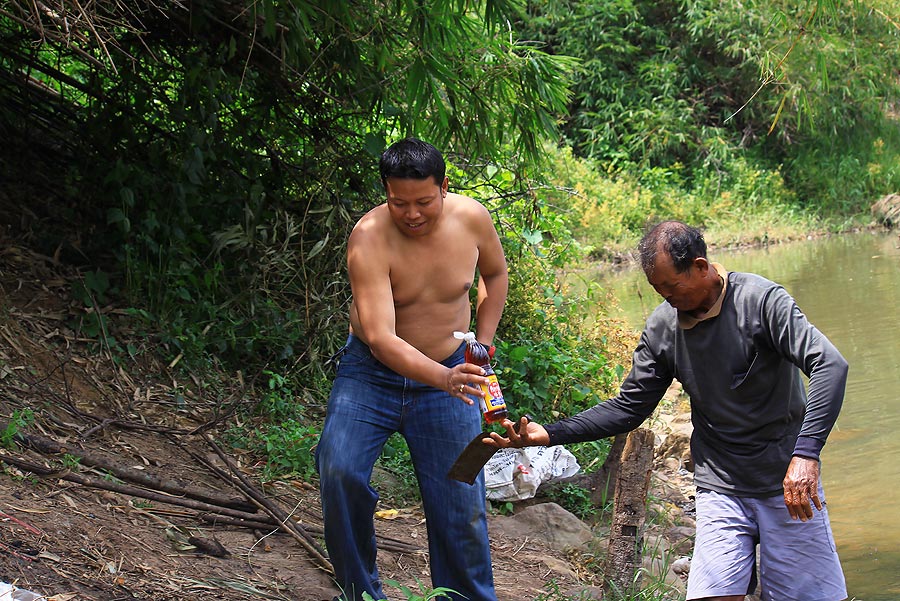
[2,0,899,480]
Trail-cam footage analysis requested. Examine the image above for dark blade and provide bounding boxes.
[447,431,499,485]
[447,418,526,485]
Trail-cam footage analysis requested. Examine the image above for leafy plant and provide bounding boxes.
[257,370,302,422]
[1,408,34,449]
[569,439,614,476]
[102,471,124,484]
[491,500,515,516]
[535,580,598,601]
[519,0,900,226]
[60,454,82,469]
[362,578,459,601]
[251,421,320,483]
[545,483,597,522]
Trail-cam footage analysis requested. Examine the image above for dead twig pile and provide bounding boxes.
[0,408,423,575]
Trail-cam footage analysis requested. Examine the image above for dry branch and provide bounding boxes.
[0,540,35,562]
[7,425,258,512]
[196,514,422,555]
[0,453,266,522]
[872,193,900,227]
[198,434,334,574]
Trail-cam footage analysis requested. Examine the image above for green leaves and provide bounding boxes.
[521,0,900,178]
[1,409,34,450]
[2,0,584,381]
[497,331,618,422]
[362,579,460,601]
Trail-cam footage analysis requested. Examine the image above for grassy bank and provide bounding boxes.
[538,142,893,263]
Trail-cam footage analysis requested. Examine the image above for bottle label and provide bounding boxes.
[479,374,506,412]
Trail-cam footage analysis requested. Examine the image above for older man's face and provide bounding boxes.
[646,252,715,314]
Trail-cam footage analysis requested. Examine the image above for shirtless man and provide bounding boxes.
[316,138,507,601]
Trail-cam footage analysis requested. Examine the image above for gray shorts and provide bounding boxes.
[687,486,847,601]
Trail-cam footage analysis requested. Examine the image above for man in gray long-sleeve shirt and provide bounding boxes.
[487,221,848,601]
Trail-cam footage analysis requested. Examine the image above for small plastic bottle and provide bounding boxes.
[453,331,509,424]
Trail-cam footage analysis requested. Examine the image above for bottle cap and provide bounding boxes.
[453,331,477,343]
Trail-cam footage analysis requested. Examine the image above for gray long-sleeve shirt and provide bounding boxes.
[545,270,848,497]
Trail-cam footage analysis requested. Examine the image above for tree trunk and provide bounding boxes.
[604,428,655,599]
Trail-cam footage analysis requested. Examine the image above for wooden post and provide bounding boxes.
[603,428,655,599]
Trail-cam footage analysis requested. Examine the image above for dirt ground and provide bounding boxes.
[0,438,587,601]
[0,238,686,601]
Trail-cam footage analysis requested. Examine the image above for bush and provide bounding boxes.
[450,157,629,426]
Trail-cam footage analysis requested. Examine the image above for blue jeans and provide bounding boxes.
[316,335,496,601]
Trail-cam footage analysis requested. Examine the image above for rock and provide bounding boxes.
[671,556,691,576]
[677,515,696,529]
[664,525,695,555]
[641,555,686,593]
[541,556,578,579]
[643,533,670,557]
[494,502,594,551]
[648,499,686,525]
[655,431,693,472]
[370,465,402,493]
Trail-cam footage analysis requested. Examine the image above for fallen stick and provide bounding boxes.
[7,426,257,513]
[0,510,45,536]
[197,513,278,532]
[195,513,422,555]
[199,435,333,574]
[0,454,266,522]
[0,540,34,562]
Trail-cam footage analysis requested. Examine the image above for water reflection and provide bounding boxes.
[593,230,900,600]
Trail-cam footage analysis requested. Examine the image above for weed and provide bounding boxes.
[534,580,596,600]
[545,482,597,522]
[570,439,612,475]
[247,420,320,482]
[1,408,34,449]
[60,454,82,469]
[362,578,459,600]
[257,370,302,421]
[490,500,515,516]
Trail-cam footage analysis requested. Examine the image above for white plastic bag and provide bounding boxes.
[484,445,580,502]
[0,582,44,601]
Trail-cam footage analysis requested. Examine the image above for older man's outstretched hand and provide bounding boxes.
[482,416,550,448]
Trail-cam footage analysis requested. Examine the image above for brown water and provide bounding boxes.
[594,230,900,600]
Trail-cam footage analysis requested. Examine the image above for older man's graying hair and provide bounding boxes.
[638,221,707,275]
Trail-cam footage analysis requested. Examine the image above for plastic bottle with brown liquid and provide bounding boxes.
[453,331,509,424]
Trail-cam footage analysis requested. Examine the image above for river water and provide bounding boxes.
[593,230,900,600]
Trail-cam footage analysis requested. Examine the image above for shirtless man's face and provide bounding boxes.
[384,176,448,237]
